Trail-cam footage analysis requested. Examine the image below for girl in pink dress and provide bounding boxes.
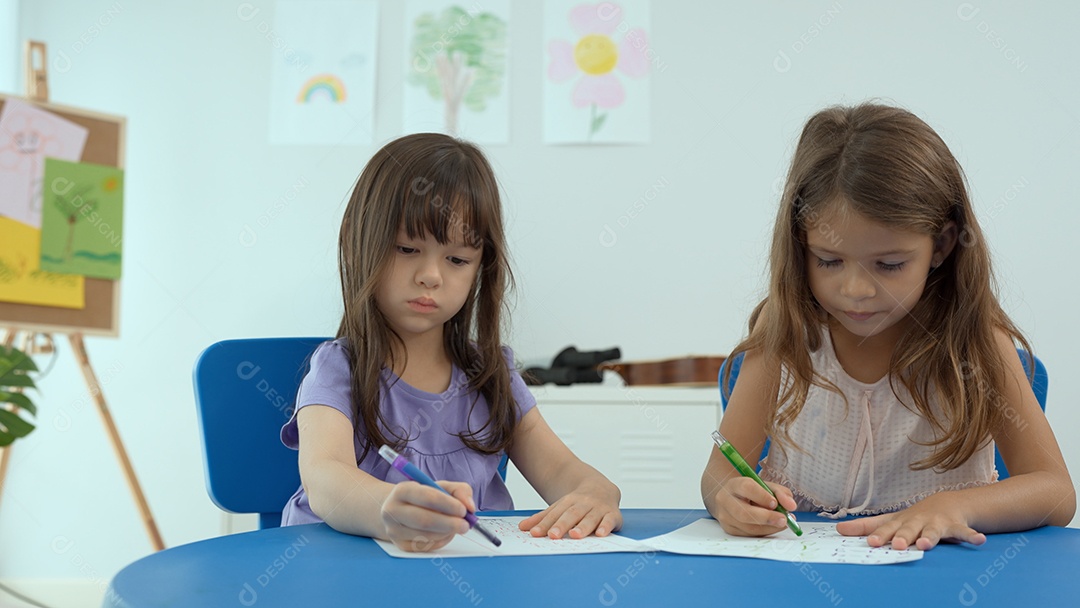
[701,103,1074,550]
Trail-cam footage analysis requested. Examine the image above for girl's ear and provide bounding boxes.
[932,221,959,267]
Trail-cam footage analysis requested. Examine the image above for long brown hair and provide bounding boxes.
[727,103,1033,471]
[337,133,517,463]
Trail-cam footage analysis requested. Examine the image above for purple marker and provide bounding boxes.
[379,445,502,547]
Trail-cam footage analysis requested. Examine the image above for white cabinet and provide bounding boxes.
[505,385,721,510]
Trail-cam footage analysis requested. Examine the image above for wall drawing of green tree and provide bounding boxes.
[409,7,507,135]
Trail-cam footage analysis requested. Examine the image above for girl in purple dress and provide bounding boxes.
[280,133,622,552]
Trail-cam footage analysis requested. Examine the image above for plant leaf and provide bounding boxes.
[0,407,35,444]
[0,347,39,445]
[17,354,38,371]
[0,348,36,389]
[3,353,37,371]
[0,391,36,416]
[0,348,37,371]
[0,373,34,388]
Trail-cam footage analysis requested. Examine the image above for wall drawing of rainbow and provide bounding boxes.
[296,74,348,103]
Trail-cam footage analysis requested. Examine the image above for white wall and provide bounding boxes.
[2,0,1078,584]
[0,0,16,92]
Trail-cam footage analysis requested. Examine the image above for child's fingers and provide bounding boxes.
[768,482,798,512]
[565,509,626,537]
[521,501,592,539]
[953,527,986,546]
[878,518,933,550]
[913,526,986,551]
[839,514,983,551]
[396,481,467,517]
[722,518,786,537]
[839,514,919,549]
[557,504,618,540]
[566,507,608,539]
[384,483,469,533]
[714,489,790,536]
[594,511,622,536]
[396,531,457,553]
[519,504,563,537]
[439,481,477,513]
[518,509,548,533]
[383,499,469,536]
[728,505,791,534]
[386,516,461,552]
[728,477,779,511]
[519,491,622,539]
[912,527,942,551]
[544,504,588,539]
[381,511,468,554]
[894,521,985,551]
[836,514,890,539]
[717,481,794,537]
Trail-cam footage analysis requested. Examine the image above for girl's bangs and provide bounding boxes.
[401,183,486,249]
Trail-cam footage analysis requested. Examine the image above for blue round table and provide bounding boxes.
[104,509,1080,607]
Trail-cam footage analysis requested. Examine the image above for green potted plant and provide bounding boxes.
[0,346,38,446]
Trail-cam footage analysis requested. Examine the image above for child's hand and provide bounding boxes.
[708,477,798,537]
[518,487,622,540]
[380,480,475,552]
[835,494,986,550]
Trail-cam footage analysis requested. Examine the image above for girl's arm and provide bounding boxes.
[509,407,622,539]
[837,330,1076,550]
[700,348,799,536]
[296,405,476,551]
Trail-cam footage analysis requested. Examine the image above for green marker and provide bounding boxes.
[712,430,803,536]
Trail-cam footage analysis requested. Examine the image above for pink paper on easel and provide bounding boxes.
[0,99,89,228]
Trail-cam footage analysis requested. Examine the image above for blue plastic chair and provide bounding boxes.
[718,348,1047,480]
[193,337,329,529]
[193,336,511,529]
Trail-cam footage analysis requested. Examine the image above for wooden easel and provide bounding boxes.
[0,43,164,551]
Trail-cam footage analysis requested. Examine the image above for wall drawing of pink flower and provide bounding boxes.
[547,3,650,139]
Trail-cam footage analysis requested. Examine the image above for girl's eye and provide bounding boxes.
[878,262,905,272]
[816,258,841,269]
[397,245,417,254]
[447,256,469,266]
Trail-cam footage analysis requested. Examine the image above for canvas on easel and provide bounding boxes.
[0,41,164,551]
[0,91,122,335]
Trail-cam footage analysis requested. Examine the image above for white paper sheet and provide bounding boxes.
[0,100,88,227]
[376,516,923,565]
[376,516,652,558]
[266,0,378,145]
[644,519,923,565]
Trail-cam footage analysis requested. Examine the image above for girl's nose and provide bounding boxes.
[840,266,876,300]
[416,258,441,289]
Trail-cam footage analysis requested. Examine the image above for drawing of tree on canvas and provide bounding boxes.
[39,159,124,280]
[50,183,98,264]
[409,6,507,135]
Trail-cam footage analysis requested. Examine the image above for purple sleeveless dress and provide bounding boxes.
[280,339,536,525]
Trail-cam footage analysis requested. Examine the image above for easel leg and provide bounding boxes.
[68,333,165,551]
